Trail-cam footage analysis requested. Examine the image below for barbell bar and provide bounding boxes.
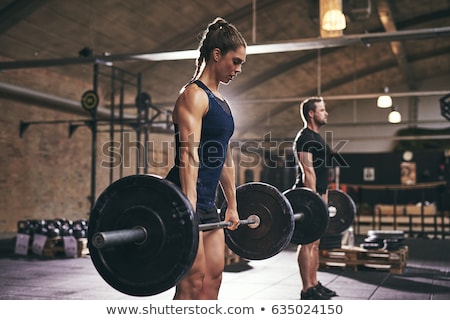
[91,216,261,249]
[92,211,307,250]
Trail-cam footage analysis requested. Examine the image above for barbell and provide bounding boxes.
[88,174,355,296]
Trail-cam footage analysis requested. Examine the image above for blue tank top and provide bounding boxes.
[166,80,235,209]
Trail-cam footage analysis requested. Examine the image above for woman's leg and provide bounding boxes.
[199,228,225,299]
[173,232,206,300]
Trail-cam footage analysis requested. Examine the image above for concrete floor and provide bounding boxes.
[0,235,449,300]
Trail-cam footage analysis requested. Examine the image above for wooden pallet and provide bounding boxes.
[319,245,408,274]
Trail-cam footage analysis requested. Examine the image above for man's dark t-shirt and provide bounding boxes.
[293,127,332,195]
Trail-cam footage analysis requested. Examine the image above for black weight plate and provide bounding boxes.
[283,187,329,245]
[221,182,294,260]
[88,174,197,296]
[326,189,356,235]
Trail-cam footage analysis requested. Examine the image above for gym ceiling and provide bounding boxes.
[0,0,449,141]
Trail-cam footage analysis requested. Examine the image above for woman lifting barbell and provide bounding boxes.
[164,17,247,300]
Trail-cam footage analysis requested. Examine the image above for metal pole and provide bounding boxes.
[89,63,99,209]
[109,67,116,184]
[119,71,125,178]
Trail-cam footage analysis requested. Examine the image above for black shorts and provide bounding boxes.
[197,206,220,225]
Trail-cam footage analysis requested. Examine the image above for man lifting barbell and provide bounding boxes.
[291,96,337,300]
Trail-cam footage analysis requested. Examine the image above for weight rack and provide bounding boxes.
[19,62,173,209]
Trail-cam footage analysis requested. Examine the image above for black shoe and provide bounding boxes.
[315,282,337,297]
[300,286,331,300]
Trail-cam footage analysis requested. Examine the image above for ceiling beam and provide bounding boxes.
[1,26,449,70]
[377,0,416,90]
[0,0,48,34]
[232,7,450,97]
[137,0,279,75]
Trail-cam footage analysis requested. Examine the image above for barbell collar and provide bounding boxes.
[92,226,147,249]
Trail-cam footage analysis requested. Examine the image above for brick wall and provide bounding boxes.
[0,66,173,233]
